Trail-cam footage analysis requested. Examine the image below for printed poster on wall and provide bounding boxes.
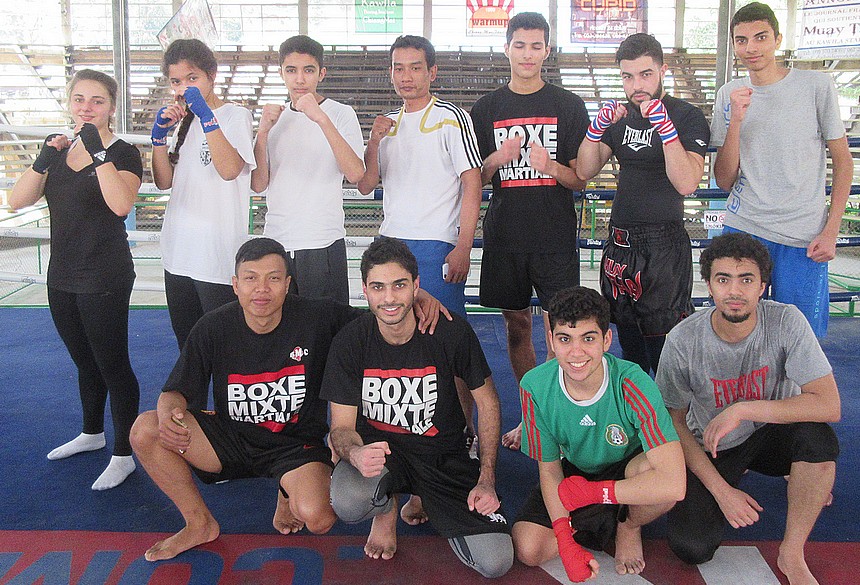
[466,0,514,37]
[795,0,860,60]
[157,0,218,50]
[356,0,403,34]
[571,0,647,45]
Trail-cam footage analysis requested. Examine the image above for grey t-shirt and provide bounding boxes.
[710,69,845,247]
[656,300,832,451]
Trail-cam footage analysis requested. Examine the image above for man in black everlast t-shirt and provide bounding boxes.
[576,33,709,376]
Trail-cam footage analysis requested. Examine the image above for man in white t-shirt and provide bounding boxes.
[252,35,365,304]
[357,34,482,318]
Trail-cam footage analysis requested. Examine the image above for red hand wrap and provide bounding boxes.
[558,476,617,511]
[552,517,595,583]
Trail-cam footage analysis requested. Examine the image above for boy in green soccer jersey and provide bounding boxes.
[511,286,685,582]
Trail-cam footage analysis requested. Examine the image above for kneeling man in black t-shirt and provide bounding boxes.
[132,237,447,561]
[322,237,513,578]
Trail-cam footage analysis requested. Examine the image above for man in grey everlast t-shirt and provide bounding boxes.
[655,232,840,585]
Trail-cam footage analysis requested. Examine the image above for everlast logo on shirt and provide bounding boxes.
[622,125,655,152]
[492,117,558,188]
[226,365,307,431]
[711,366,769,408]
[361,367,440,436]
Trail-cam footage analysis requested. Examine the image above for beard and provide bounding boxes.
[720,309,752,324]
[627,79,664,109]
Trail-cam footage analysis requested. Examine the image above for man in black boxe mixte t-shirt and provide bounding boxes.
[469,12,589,451]
[323,237,513,579]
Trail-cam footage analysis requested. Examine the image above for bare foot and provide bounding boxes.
[273,489,305,534]
[501,423,522,450]
[614,522,645,575]
[144,517,220,561]
[366,499,398,560]
[400,495,428,526]
[777,547,820,585]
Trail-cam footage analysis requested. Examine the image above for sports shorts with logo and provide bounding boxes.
[188,410,333,484]
[600,221,693,336]
[383,445,510,538]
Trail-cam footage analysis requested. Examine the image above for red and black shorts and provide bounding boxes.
[600,221,694,336]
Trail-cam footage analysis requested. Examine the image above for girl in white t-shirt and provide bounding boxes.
[151,39,256,365]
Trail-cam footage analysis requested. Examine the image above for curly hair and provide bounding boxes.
[547,286,611,335]
[699,232,773,285]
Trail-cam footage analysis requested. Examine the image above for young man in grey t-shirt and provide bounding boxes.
[655,232,840,585]
[710,2,852,337]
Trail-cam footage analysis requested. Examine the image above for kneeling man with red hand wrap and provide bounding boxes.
[511,286,686,581]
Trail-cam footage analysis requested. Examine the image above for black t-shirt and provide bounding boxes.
[470,83,589,253]
[44,139,143,293]
[163,297,363,446]
[321,313,492,455]
[602,95,710,226]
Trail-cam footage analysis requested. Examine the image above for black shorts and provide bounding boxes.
[189,410,333,485]
[480,249,580,310]
[600,222,694,336]
[384,446,510,539]
[516,450,641,551]
[667,422,838,562]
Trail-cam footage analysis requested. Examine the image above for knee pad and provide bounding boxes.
[449,533,513,579]
[330,460,394,523]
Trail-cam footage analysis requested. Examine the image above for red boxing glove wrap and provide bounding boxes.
[558,476,618,511]
[552,517,595,583]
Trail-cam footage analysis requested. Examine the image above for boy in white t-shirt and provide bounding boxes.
[252,35,365,304]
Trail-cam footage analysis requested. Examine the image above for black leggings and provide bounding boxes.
[164,270,236,351]
[48,285,140,456]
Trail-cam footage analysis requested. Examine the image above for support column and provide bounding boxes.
[424,0,432,41]
[715,0,735,92]
[111,0,131,134]
[674,0,686,50]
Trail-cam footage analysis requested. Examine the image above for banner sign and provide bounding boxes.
[356,0,403,34]
[795,0,860,60]
[571,0,647,45]
[466,0,514,37]
[157,0,218,50]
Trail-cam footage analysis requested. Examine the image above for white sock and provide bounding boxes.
[47,432,106,460]
[91,455,136,491]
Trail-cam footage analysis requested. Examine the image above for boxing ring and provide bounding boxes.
[1,130,859,313]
